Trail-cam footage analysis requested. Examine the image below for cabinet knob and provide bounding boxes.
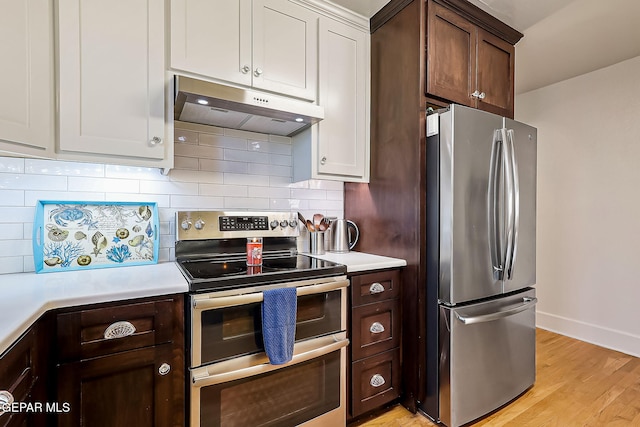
[370,322,385,334]
[471,90,486,100]
[370,374,386,388]
[254,68,263,77]
[478,92,486,100]
[320,156,327,165]
[241,65,251,74]
[104,321,136,339]
[158,363,171,376]
[369,282,385,294]
[150,136,163,145]
[0,390,15,416]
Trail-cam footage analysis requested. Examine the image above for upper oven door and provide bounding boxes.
[190,276,349,367]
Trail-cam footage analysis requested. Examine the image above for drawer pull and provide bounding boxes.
[370,374,386,388]
[369,282,385,294]
[104,321,136,339]
[0,390,14,416]
[159,363,171,376]
[370,322,385,334]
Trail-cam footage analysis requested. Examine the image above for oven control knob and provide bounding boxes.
[270,220,279,230]
[194,219,205,230]
[181,219,192,231]
[279,220,288,228]
[288,219,298,228]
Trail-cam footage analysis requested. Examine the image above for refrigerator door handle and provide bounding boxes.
[502,128,515,282]
[454,297,537,325]
[504,129,520,280]
[488,129,504,280]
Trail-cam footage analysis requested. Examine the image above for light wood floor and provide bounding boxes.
[351,329,640,426]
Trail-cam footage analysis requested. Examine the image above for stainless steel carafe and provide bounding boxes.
[329,219,359,253]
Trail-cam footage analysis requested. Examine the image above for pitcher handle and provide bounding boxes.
[346,220,359,250]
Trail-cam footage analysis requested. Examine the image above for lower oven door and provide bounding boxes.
[190,333,348,427]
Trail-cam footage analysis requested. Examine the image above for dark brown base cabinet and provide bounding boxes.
[55,295,185,427]
[348,269,402,419]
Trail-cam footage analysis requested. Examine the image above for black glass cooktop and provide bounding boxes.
[177,255,346,293]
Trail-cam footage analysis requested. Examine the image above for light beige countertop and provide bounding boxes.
[304,251,407,273]
[0,262,188,355]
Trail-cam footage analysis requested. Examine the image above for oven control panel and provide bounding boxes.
[176,211,300,240]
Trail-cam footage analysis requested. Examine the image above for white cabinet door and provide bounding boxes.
[252,0,318,101]
[316,18,368,179]
[58,0,166,162]
[0,0,54,158]
[170,0,317,102]
[170,0,252,86]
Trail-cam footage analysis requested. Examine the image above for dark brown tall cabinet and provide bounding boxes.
[345,0,522,413]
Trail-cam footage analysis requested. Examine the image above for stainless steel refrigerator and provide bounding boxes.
[421,104,538,427]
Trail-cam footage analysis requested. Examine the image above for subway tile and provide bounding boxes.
[0,190,25,206]
[169,169,224,184]
[173,156,200,170]
[199,183,248,197]
[158,248,172,263]
[224,149,269,164]
[24,191,106,206]
[175,143,224,159]
[105,165,166,180]
[175,122,224,136]
[247,186,290,199]
[0,207,37,223]
[224,128,269,141]
[248,163,291,177]
[0,157,25,173]
[223,197,270,210]
[174,128,199,144]
[0,256,26,274]
[67,176,139,193]
[25,159,105,177]
[0,224,24,240]
[269,198,294,210]
[0,173,67,191]
[140,180,198,195]
[288,180,309,189]
[0,239,32,257]
[170,195,224,209]
[199,159,248,174]
[106,193,171,206]
[269,154,291,166]
[23,256,35,273]
[308,199,343,211]
[268,135,292,144]
[23,223,32,238]
[291,188,327,200]
[269,176,293,188]
[326,190,345,201]
[199,133,248,150]
[224,173,270,187]
[308,179,344,191]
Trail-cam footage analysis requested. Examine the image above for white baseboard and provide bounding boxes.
[536,311,640,358]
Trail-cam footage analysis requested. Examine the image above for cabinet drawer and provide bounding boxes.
[351,270,400,306]
[351,348,401,417]
[0,329,36,426]
[351,299,400,360]
[57,298,176,362]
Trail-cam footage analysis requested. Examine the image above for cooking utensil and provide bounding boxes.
[318,220,328,232]
[306,219,315,232]
[313,213,324,229]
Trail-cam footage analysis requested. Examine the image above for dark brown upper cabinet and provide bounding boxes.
[426,0,518,118]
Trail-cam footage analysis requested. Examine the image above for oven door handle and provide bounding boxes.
[191,335,348,388]
[192,277,349,310]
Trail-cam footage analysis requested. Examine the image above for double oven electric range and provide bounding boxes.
[175,211,349,427]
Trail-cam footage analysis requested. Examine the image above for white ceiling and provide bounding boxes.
[329,0,640,94]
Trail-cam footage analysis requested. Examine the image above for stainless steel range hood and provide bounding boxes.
[174,76,324,137]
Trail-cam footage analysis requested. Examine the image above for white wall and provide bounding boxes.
[516,55,640,357]
[0,124,343,274]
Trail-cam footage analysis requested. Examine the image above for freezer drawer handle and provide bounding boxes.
[455,297,537,325]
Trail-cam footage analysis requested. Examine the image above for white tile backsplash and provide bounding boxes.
[0,124,343,274]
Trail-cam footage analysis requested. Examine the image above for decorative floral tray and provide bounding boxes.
[33,201,159,273]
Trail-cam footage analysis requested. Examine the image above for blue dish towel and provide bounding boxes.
[262,287,297,365]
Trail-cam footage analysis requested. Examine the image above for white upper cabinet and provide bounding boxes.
[293,17,369,183]
[57,0,170,167]
[0,0,55,158]
[170,0,318,101]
